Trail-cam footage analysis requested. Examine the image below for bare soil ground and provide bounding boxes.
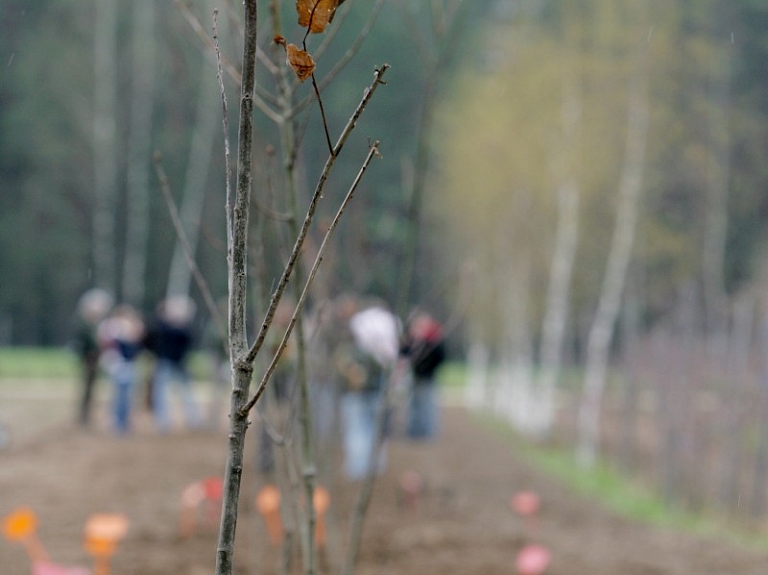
[2,380,768,575]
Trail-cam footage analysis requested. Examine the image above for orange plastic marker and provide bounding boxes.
[83,513,129,575]
[2,507,50,563]
[255,485,283,545]
[399,470,424,510]
[202,477,224,526]
[180,481,206,538]
[312,487,330,548]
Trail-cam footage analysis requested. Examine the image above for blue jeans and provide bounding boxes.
[341,391,386,480]
[407,380,438,439]
[152,359,201,432]
[112,361,136,434]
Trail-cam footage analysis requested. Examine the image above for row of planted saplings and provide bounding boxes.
[179,477,331,546]
[511,490,551,575]
[5,482,547,574]
[2,508,129,575]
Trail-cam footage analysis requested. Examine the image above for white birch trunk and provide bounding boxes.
[464,339,491,410]
[536,75,582,435]
[123,0,156,306]
[498,256,536,431]
[702,50,731,360]
[92,0,119,294]
[576,50,650,467]
[534,178,578,434]
[166,65,220,299]
[166,1,224,300]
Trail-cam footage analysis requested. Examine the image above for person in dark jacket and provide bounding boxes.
[144,296,200,432]
[72,288,113,427]
[400,311,446,439]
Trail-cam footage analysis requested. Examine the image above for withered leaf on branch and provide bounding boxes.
[274,35,316,82]
[296,0,341,34]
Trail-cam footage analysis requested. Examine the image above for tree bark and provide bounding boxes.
[166,41,221,299]
[533,20,583,437]
[576,42,650,467]
[123,0,157,306]
[215,2,257,575]
[92,0,119,294]
[702,46,731,360]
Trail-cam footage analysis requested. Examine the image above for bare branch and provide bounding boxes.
[310,72,335,157]
[215,2,258,574]
[291,0,385,118]
[245,64,390,366]
[152,152,226,344]
[174,0,282,123]
[241,141,382,415]
[213,11,234,251]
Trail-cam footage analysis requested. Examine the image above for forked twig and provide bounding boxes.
[213,10,234,247]
[244,64,389,366]
[153,152,226,341]
[241,141,381,415]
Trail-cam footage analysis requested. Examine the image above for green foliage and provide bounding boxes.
[2,0,768,346]
[483,413,768,550]
[0,347,78,379]
[0,346,216,381]
[433,0,768,347]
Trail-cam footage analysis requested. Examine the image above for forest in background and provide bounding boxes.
[0,0,767,354]
[0,0,487,345]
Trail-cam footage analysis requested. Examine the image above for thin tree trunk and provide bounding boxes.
[123,0,156,306]
[396,0,466,313]
[166,52,221,299]
[618,273,642,473]
[215,3,257,575]
[536,18,582,436]
[464,339,491,410]
[576,43,650,467]
[92,0,119,294]
[702,47,731,360]
[750,345,768,518]
[536,176,578,434]
[720,293,754,511]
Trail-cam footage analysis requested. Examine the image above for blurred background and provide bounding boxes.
[2,0,768,529]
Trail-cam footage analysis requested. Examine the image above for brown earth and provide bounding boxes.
[2,383,768,575]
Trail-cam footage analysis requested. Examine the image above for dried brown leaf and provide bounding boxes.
[296,0,339,33]
[274,36,316,82]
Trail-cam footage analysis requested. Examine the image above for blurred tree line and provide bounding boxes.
[0,0,487,345]
[435,0,768,361]
[2,0,767,353]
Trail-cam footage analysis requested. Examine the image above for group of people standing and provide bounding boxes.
[72,289,201,435]
[310,296,447,480]
[71,288,448,480]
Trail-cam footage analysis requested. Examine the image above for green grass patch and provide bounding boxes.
[0,347,216,381]
[437,361,466,389]
[0,347,79,379]
[480,414,768,550]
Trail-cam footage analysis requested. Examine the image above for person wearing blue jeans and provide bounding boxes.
[99,304,144,435]
[400,312,446,440]
[144,296,200,432]
[336,303,400,480]
[340,389,385,479]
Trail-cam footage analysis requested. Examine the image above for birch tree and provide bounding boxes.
[576,30,650,467]
[123,0,157,306]
[165,30,221,299]
[701,35,732,360]
[534,44,582,436]
[92,0,119,294]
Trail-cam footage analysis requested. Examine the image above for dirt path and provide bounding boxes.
[1,399,768,575]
